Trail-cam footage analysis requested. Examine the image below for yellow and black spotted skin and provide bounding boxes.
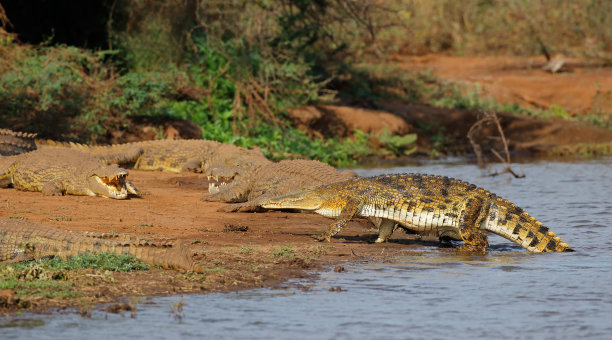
[0,148,140,199]
[261,173,573,253]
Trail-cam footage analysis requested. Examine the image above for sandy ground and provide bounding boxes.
[0,170,438,314]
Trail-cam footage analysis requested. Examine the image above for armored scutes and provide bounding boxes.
[0,218,198,271]
[1,129,271,177]
[260,173,573,253]
[38,139,271,178]
[0,129,37,156]
[0,148,140,199]
[203,159,357,212]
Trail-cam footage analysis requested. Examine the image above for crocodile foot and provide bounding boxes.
[456,244,488,254]
[217,203,265,213]
[312,232,332,242]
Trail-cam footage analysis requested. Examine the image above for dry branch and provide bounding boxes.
[467,111,525,178]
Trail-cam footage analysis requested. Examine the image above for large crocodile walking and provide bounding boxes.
[260,173,573,253]
[0,218,198,271]
[0,148,140,199]
[203,159,357,212]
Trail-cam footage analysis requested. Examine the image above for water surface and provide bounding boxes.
[2,159,611,339]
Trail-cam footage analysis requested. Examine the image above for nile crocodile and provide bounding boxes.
[0,129,37,156]
[0,218,198,271]
[39,139,271,178]
[0,148,140,199]
[260,173,573,253]
[203,159,357,212]
[1,129,271,178]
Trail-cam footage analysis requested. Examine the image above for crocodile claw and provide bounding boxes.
[312,232,332,242]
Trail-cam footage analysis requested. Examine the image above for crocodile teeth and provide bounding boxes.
[208,183,220,194]
[95,175,128,199]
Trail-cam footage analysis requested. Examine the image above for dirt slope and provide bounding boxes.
[393,54,612,115]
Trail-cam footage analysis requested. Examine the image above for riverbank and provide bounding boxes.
[0,169,437,315]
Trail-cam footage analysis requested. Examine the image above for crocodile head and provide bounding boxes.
[260,187,345,218]
[86,164,140,199]
[204,145,271,181]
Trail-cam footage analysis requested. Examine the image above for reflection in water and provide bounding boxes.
[2,159,611,340]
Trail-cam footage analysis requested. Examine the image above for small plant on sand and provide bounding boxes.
[238,246,254,255]
[271,244,295,259]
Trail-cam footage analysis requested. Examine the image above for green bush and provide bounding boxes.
[0,42,197,142]
[0,45,98,140]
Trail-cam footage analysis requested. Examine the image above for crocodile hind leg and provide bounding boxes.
[374,219,396,243]
[457,197,490,252]
[314,199,361,242]
[41,180,66,196]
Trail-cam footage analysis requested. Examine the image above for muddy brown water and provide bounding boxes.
[2,158,611,339]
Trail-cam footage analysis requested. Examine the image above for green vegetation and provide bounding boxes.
[1,0,610,164]
[271,244,296,259]
[0,253,149,299]
[1,252,149,273]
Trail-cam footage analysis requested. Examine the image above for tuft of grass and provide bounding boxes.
[238,246,254,255]
[271,244,295,259]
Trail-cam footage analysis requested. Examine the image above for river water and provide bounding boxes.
[2,159,611,339]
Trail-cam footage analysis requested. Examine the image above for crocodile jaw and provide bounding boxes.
[260,189,324,211]
[90,174,129,199]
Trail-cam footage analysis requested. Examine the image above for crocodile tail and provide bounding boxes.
[124,241,198,272]
[94,239,198,272]
[483,198,573,253]
[35,139,90,151]
[0,129,37,156]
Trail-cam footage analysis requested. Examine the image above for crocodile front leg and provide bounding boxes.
[458,197,489,252]
[313,199,361,242]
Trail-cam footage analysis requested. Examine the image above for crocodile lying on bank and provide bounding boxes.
[260,173,573,253]
[0,129,37,156]
[0,218,198,271]
[1,129,271,178]
[39,138,271,178]
[0,148,140,199]
[203,159,357,212]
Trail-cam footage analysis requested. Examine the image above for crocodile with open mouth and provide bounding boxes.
[0,148,140,199]
[1,128,271,180]
[37,138,271,178]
